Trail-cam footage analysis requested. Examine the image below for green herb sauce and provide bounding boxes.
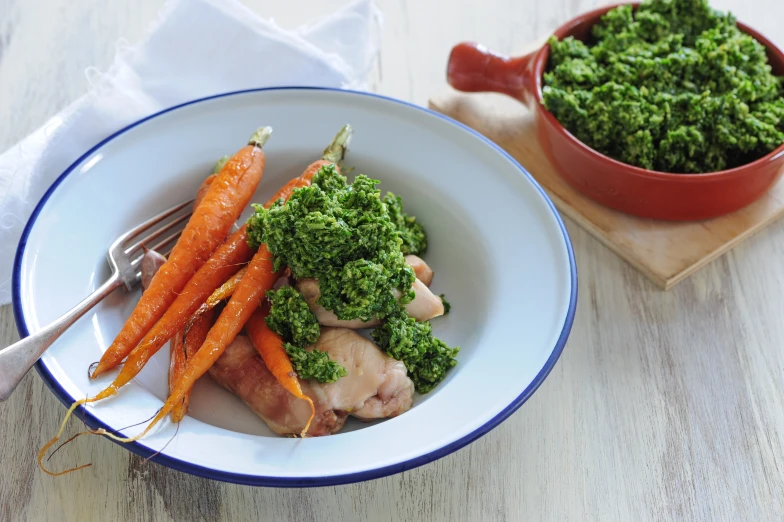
[542,0,784,173]
[371,311,459,394]
[284,343,348,383]
[247,164,458,392]
[439,294,451,314]
[247,164,415,323]
[265,287,321,347]
[265,287,347,383]
[383,192,428,255]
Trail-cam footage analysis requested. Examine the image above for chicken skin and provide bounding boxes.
[404,255,433,287]
[209,328,414,436]
[208,335,345,436]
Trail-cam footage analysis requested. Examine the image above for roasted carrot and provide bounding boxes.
[182,124,353,339]
[192,156,229,207]
[42,244,282,467]
[161,127,351,434]
[170,307,216,423]
[245,303,314,436]
[167,132,329,422]
[193,266,291,321]
[39,127,353,473]
[84,124,352,402]
[88,226,255,397]
[168,333,186,410]
[90,127,272,378]
[192,266,248,318]
[171,266,247,402]
[92,244,282,444]
[194,175,214,208]
[122,127,353,438]
[167,158,229,420]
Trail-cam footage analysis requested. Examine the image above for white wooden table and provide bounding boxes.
[2,0,784,520]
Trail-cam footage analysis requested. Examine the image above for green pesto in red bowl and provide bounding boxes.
[446,2,784,221]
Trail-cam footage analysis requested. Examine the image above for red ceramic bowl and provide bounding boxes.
[446,3,784,221]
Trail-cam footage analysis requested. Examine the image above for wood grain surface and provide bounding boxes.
[2,0,784,521]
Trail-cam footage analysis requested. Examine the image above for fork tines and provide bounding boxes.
[108,199,194,289]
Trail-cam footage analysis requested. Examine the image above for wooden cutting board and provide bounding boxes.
[428,86,784,289]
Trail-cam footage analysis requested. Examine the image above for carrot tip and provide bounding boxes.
[38,398,93,476]
[300,398,315,438]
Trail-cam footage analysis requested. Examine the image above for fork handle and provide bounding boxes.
[0,273,124,402]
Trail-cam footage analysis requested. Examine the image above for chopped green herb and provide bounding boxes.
[265,287,346,383]
[265,287,320,348]
[439,294,451,314]
[247,163,457,392]
[247,164,415,322]
[542,0,784,173]
[284,344,347,383]
[371,310,459,393]
[383,192,427,255]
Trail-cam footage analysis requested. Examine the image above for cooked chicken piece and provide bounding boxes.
[405,278,444,321]
[209,328,415,436]
[208,335,346,436]
[404,255,433,287]
[296,277,444,329]
[303,328,414,420]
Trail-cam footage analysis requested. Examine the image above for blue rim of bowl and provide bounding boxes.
[12,86,577,487]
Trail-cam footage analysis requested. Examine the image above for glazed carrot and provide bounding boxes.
[167,157,230,419]
[113,128,354,438]
[204,265,248,309]
[85,125,352,400]
[189,266,248,322]
[170,307,216,423]
[39,126,356,474]
[168,333,186,409]
[89,226,255,396]
[90,126,272,378]
[194,175,214,208]
[44,244,282,459]
[193,156,229,207]
[182,147,339,319]
[245,303,314,436]
[92,244,282,444]
[182,124,353,332]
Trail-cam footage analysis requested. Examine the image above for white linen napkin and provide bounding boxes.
[0,0,382,305]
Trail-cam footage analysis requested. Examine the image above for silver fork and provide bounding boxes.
[0,199,194,401]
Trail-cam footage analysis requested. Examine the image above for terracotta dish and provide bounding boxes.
[447,2,784,221]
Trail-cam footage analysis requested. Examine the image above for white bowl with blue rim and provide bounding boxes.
[13,87,577,486]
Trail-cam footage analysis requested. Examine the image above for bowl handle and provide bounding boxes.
[447,42,537,106]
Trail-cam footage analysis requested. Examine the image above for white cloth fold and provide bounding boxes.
[0,0,382,304]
